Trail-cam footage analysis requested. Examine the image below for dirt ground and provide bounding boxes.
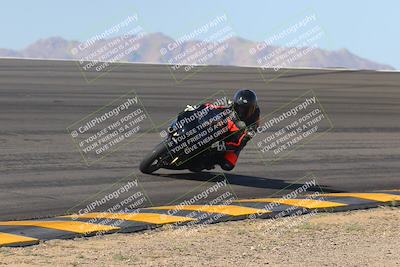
[0,206,399,267]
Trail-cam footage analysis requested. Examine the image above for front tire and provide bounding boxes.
[139,142,169,174]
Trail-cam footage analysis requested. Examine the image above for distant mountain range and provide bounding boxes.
[0,33,394,70]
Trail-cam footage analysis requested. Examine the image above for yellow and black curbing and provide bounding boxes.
[0,190,399,247]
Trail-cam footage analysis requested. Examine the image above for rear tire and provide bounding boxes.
[140,142,169,174]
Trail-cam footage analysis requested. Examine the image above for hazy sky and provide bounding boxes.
[2,0,399,68]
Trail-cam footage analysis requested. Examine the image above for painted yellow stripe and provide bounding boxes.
[0,221,119,234]
[62,212,195,225]
[233,198,347,209]
[148,205,270,216]
[318,193,400,202]
[0,232,39,247]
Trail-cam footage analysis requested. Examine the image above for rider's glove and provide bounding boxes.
[184,105,197,111]
[247,129,256,139]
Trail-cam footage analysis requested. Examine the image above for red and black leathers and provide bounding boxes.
[202,101,260,170]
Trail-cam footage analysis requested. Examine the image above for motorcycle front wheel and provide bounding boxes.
[139,142,169,174]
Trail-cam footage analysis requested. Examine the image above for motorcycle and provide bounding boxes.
[139,105,236,174]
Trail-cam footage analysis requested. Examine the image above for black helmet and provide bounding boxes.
[233,89,257,120]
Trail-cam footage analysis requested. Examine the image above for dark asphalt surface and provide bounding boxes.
[0,58,399,221]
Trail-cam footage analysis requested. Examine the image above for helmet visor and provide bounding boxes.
[236,103,256,120]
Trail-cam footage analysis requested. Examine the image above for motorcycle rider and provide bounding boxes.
[219,89,260,171]
[185,89,260,172]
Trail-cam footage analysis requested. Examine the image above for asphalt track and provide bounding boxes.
[0,58,399,221]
